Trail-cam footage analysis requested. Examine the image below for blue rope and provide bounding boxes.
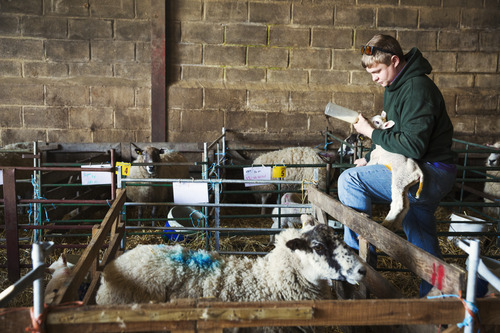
[427,294,480,331]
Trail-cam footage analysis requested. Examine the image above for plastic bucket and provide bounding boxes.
[163,206,203,242]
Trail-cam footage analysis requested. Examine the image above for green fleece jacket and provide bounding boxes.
[368,47,454,164]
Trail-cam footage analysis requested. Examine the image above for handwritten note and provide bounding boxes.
[243,166,272,187]
[81,164,112,185]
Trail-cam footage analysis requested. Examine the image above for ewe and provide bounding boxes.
[127,146,189,222]
[484,141,500,219]
[96,214,366,305]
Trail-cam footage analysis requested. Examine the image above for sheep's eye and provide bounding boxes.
[313,244,325,253]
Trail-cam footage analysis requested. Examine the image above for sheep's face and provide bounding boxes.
[486,143,500,167]
[138,147,164,176]
[285,224,366,286]
[338,133,364,158]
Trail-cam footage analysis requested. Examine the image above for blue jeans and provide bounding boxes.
[337,162,456,297]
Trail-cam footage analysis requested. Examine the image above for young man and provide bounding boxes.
[337,34,456,297]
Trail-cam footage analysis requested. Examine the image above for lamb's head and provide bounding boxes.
[370,111,394,130]
[276,215,366,286]
[133,146,164,177]
[486,142,500,167]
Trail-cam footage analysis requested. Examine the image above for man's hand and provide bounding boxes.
[354,114,375,139]
[354,158,367,167]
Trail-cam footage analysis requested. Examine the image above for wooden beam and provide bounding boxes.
[306,185,466,295]
[151,0,166,141]
[0,298,487,332]
[53,189,127,304]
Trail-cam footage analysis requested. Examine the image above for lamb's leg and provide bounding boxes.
[382,174,412,232]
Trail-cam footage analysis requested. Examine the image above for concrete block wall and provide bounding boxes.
[166,0,499,145]
[0,0,498,146]
[0,0,152,145]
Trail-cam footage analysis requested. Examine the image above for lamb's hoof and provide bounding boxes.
[381,220,402,233]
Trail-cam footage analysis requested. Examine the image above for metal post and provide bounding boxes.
[464,239,480,333]
[32,242,53,322]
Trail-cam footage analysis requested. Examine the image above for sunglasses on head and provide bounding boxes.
[360,45,395,56]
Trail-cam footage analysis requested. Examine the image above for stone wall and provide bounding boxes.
[0,0,151,145]
[0,0,498,146]
[166,0,499,145]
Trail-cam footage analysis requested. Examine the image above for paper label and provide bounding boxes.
[81,164,112,185]
[173,182,209,204]
[243,166,272,187]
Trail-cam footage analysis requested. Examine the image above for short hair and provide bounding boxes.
[361,34,404,68]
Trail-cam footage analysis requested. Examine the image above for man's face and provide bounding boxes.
[366,59,399,87]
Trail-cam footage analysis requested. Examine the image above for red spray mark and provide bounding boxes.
[431,263,445,289]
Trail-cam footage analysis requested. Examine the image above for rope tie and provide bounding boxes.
[427,293,481,331]
[25,301,84,333]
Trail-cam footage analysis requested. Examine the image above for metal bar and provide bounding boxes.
[4,168,20,281]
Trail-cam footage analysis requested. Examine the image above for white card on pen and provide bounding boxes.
[81,164,112,185]
[173,182,209,204]
[243,166,272,187]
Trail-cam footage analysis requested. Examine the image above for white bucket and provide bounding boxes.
[163,206,203,242]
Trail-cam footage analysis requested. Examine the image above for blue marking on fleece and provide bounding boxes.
[166,246,220,270]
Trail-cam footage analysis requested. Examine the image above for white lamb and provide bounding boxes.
[484,141,500,219]
[127,145,189,221]
[44,254,74,304]
[270,192,311,243]
[367,111,424,232]
[252,147,328,214]
[96,215,366,305]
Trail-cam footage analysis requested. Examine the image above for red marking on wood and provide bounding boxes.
[432,263,445,290]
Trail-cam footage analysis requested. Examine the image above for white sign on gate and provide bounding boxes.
[81,164,113,185]
[243,166,272,187]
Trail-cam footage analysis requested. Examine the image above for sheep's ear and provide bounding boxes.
[135,148,143,155]
[382,120,395,129]
[381,110,387,118]
[300,214,316,228]
[286,238,311,252]
[61,253,67,266]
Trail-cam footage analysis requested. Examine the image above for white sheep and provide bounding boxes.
[270,192,311,243]
[252,147,328,214]
[44,254,74,304]
[484,141,500,219]
[366,111,424,232]
[95,214,366,305]
[127,146,189,222]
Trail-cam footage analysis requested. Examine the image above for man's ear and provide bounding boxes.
[391,55,400,67]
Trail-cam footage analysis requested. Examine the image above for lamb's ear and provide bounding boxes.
[134,148,143,155]
[300,214,316,228]
[382,120,395,129]
[286,238,311,252]
[381,110,387,118]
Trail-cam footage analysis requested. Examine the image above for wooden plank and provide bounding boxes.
[306,185,466,295]
[151,0,166,142]
[53,189,127,304]
[8,298,488,333]
[3,298,498,332]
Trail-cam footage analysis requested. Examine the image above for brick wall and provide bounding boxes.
[0,0,498,146]
[166,0,499,145]
[0,0,151,145]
